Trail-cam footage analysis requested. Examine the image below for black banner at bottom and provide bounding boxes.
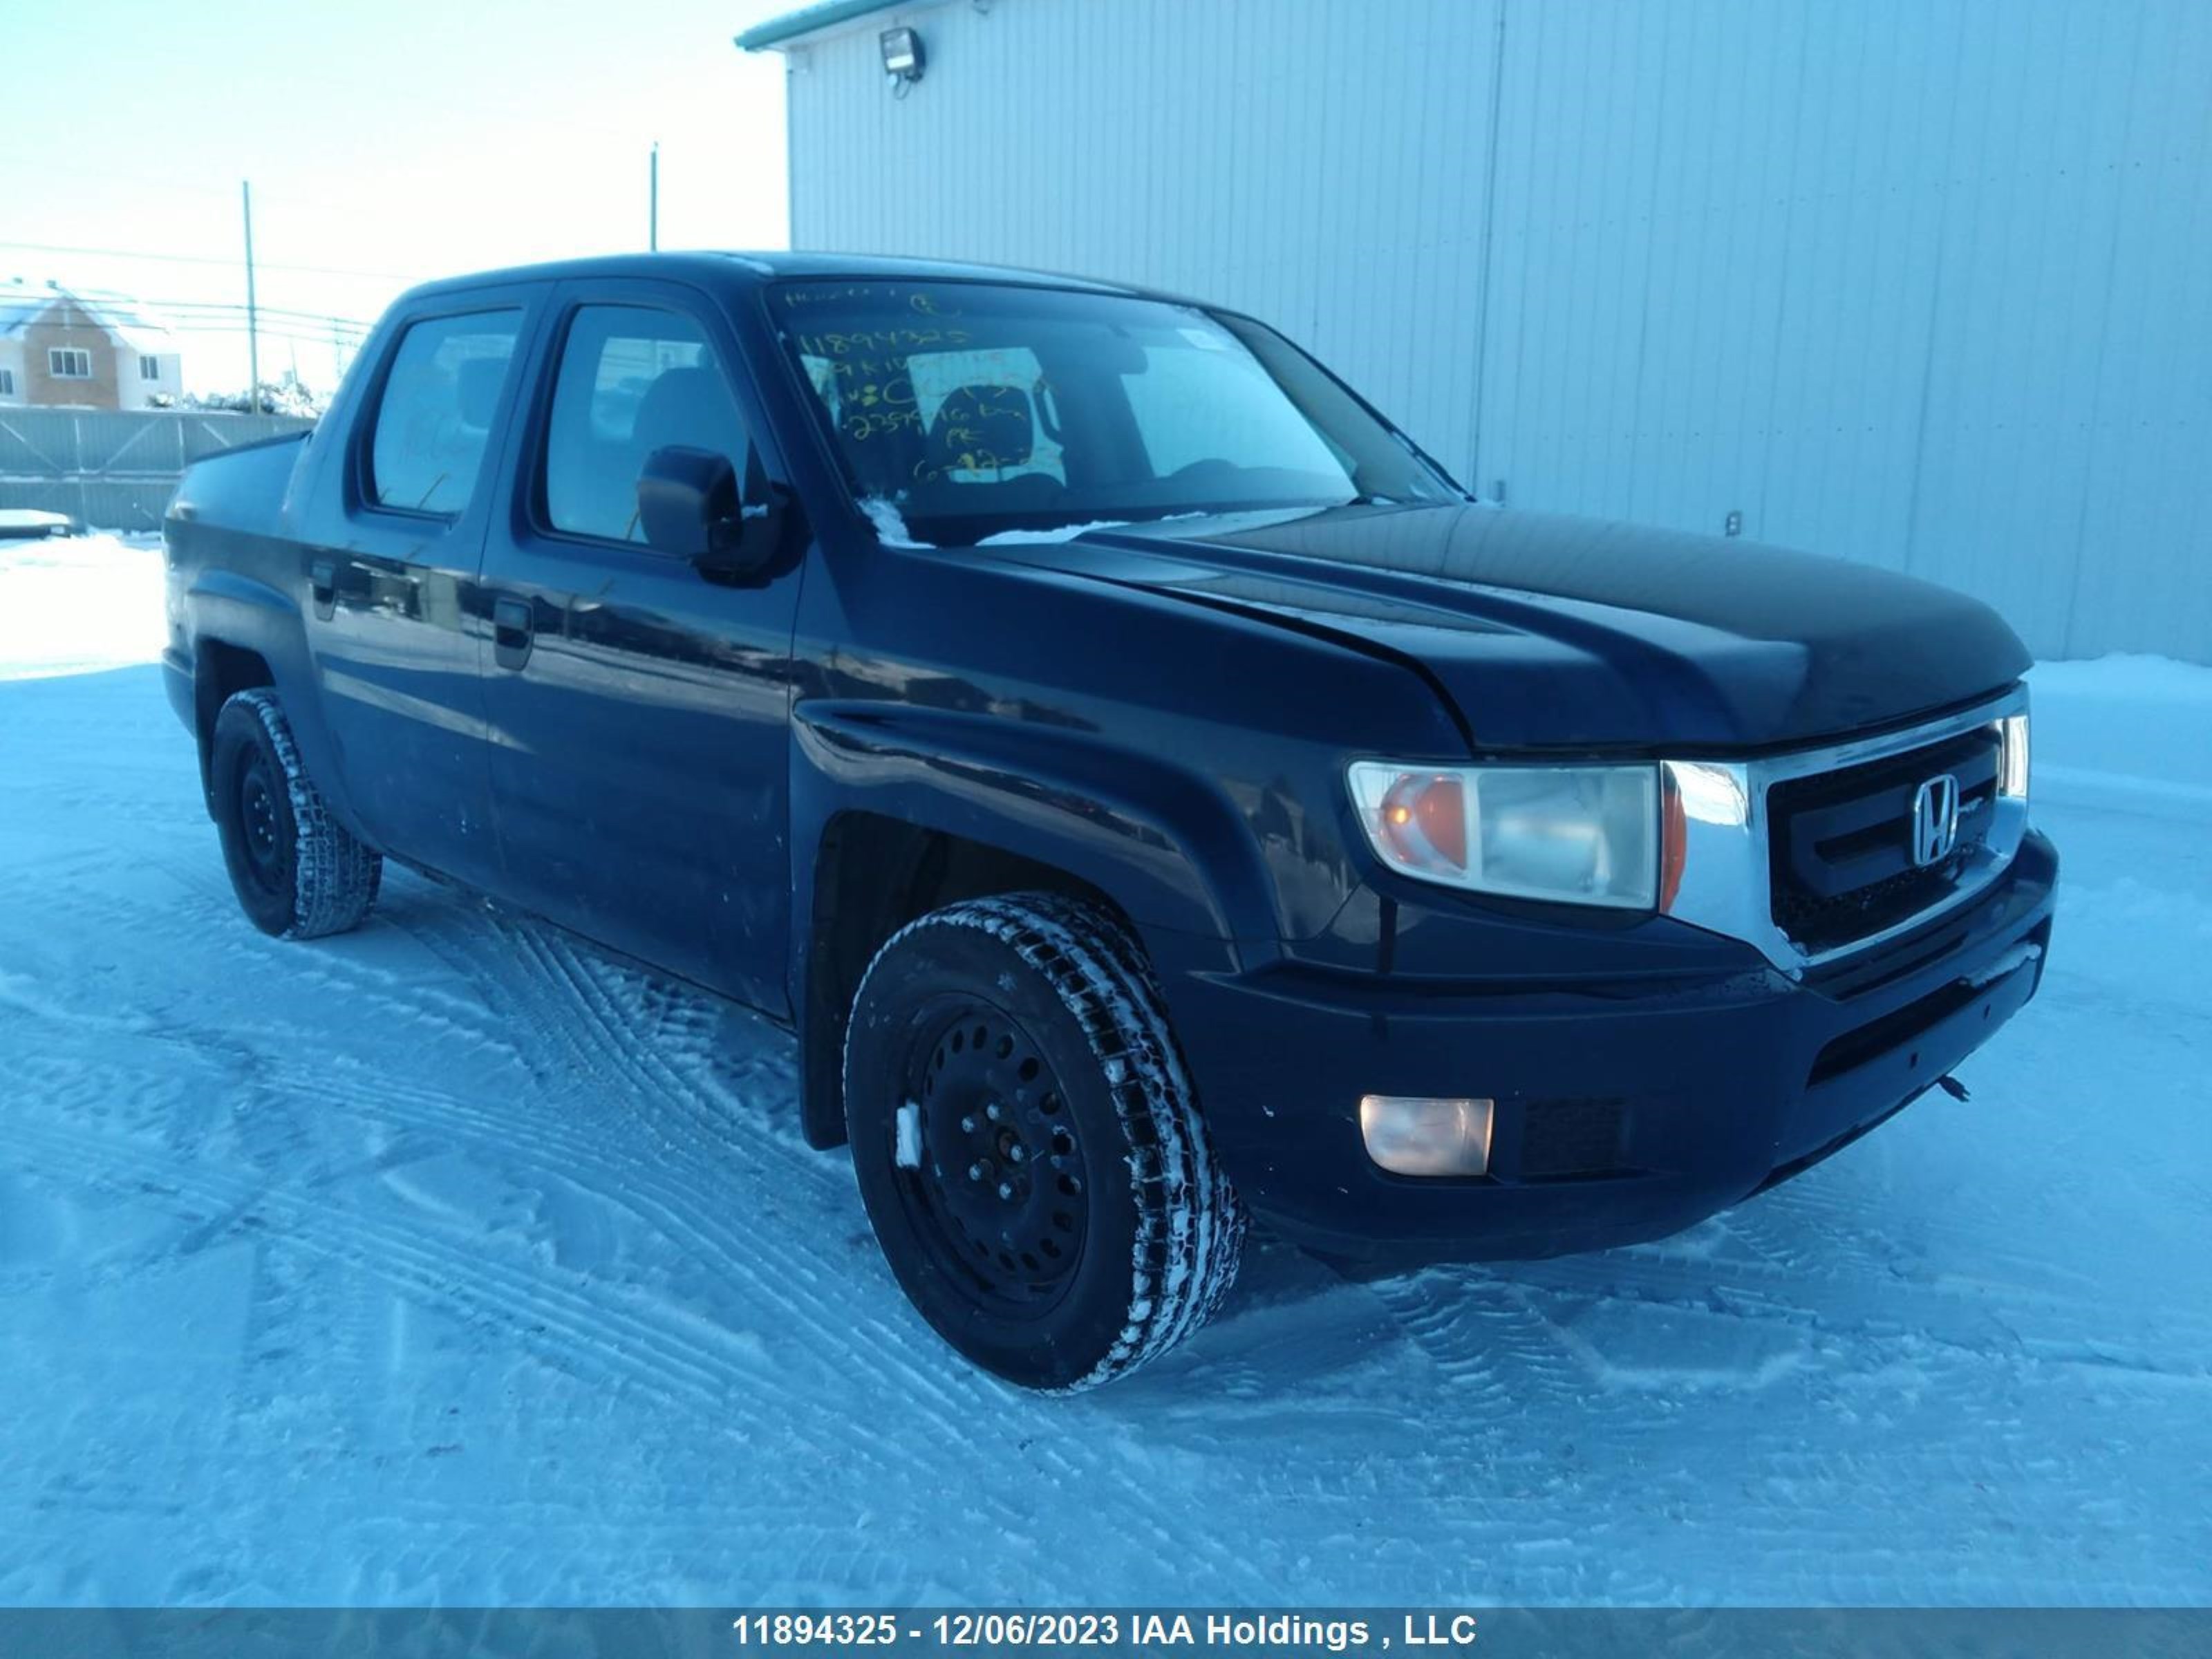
[0,1608,2200,1659]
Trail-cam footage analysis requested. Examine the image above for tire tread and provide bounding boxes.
[220,688,382,939]
[850,892,1245,1391]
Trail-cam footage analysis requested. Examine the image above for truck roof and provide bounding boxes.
[400,250,1164,305]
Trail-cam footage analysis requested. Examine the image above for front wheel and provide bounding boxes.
[209,688,382,939]
[843,894,1245,1391]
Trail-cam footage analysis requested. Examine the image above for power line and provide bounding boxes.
[146,319,366,340]
[126,301,373,332]
[3,292,373,332]
[48,292,377,327]
[0,239,411,281]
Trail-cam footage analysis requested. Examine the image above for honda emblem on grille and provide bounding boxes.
[1911,773,1962,865]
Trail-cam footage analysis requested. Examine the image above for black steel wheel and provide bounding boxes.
[844,893,1245,1391]
[209,689,382,939]
[897,995,1091,1313]
[232,744,293,903]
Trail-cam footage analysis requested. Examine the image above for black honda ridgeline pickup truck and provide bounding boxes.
[163,254,2056,1389]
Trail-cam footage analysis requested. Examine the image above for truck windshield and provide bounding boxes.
[770,279,1461,543]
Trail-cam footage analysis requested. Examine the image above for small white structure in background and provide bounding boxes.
[0,509,78,540]
[740,0,2212,664]
[0,280,184,411]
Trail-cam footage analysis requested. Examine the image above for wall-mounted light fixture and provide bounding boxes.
[881,26,925,90]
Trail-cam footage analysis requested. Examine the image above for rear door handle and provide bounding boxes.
[310,558,337,621]
[492,596,534,671]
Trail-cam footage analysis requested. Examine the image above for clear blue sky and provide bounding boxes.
[1,0,798,393]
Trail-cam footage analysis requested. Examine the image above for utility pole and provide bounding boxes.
[649,142,659,252]
[241,180,261,413]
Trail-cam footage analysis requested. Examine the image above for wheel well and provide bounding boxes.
[192,639,274,808]
[800,814,1127,1150]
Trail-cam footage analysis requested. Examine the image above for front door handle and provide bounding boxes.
[492,596,534,671]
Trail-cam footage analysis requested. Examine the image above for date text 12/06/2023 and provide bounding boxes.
[727,1611,1483,1650]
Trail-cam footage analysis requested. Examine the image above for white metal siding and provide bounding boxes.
[778,0,2211,661]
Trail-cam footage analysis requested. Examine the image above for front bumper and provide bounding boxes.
[1156,830,2057,1261]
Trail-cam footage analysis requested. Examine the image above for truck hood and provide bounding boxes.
[993,503,2030,752]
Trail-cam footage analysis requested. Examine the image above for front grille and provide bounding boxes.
[1768,727,2000,952]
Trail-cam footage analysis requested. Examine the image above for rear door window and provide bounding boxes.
[541,306,749,543]
[367,310,522,514]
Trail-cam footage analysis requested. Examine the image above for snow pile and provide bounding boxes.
[856,496,932,548]
[2027,654,2212,812]
[977,512,1212,545]
[0,533,166,682]
[977,520,1137,545]
[864,507,1212,548]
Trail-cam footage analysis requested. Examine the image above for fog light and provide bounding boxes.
[1358,1095,1494,1177]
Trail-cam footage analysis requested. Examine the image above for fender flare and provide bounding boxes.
[187,568,368,841]
[791,700,1280,945]
[787,700,1282,1147]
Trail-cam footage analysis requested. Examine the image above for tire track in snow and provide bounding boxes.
[9,1113,775,1413]
[8,833,1269,1594]
[417,915,1284,1597]
[471,924,1290,1593]
[46,873,1284,1600]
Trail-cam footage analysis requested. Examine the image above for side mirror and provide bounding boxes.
[637,443,790,581]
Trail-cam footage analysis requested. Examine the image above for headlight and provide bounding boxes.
[1347,760,1661,909]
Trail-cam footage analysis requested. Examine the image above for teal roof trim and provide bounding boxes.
[735,0,904,52]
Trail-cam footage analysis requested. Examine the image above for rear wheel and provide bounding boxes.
[843,893,1244,1391]
[210,688,381,939]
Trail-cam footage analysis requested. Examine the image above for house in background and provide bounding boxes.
[0,281,182,410]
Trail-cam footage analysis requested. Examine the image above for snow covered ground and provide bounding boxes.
[2,536,2206,1606]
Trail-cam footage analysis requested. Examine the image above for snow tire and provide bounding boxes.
[844,892,1245,1390]
[211,688,382,940]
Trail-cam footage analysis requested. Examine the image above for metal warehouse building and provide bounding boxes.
[741,0,2211,663]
